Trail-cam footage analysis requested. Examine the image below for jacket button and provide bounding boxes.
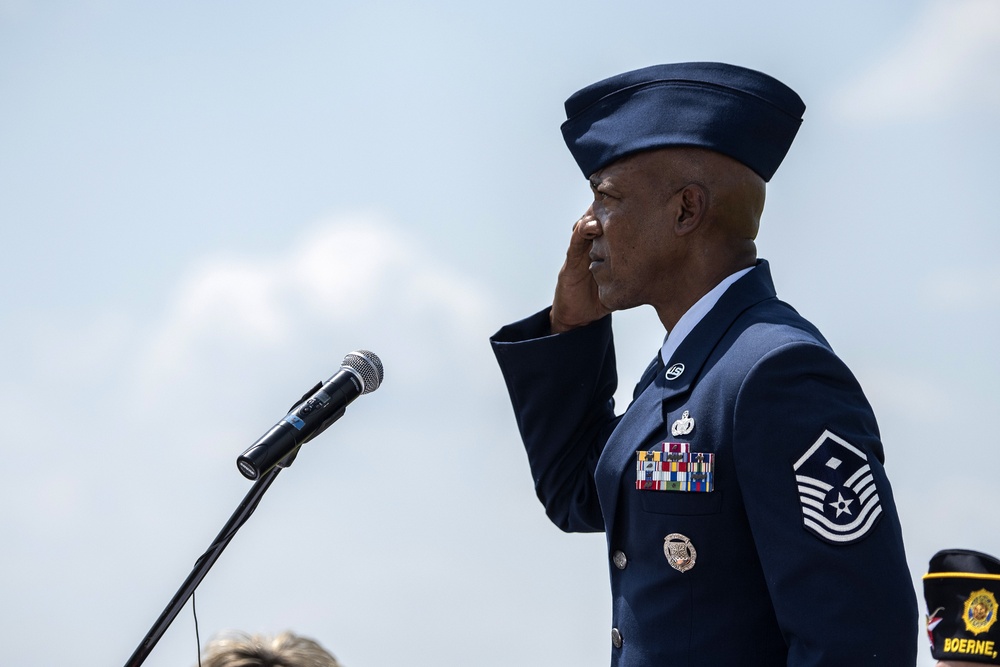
[612,550,628,570]
[611,627,623,649]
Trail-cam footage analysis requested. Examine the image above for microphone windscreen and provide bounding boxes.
[343,350,383,394]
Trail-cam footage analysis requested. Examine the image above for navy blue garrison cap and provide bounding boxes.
[560,62,806,182]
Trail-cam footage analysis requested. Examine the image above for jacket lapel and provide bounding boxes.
[596,260,779,538]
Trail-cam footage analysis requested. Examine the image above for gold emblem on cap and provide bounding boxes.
[671,410,695,437]
[663,533,697,573]
[963,589,999,635]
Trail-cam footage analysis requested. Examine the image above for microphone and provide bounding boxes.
[236,350,383,480]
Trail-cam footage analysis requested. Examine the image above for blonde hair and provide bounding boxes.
[200,631,341,667]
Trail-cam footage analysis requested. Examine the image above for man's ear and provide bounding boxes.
[675,183,707,235]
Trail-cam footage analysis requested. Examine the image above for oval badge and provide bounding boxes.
[665,363,685,381]
[664,533,697,573]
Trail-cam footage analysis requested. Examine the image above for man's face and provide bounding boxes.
[586,152,683,313]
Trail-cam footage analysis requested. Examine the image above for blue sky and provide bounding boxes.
[2,2,998,666]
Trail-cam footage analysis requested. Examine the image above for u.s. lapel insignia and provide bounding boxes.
[664,363,685,381]
[663,533,696,572]
[793,429,883,545]
[671,410,695,437]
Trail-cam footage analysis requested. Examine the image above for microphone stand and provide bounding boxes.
[123,463,284,667]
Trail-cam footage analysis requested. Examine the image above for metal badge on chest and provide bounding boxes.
[664,533,697,572]
[671,410,694,437]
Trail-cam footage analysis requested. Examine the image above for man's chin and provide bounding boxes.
[598,290,636,313]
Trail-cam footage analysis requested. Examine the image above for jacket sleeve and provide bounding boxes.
[490,309,621,533]
[732,340,918,665]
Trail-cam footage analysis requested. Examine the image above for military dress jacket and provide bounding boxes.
[490,260,917,666]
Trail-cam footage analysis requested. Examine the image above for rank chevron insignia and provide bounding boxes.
[792,430,883,544]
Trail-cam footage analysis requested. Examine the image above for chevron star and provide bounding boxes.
[829,492,854,518]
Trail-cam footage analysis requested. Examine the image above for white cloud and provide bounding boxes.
[835,0,1000,122]
[286,220,411,314]
[136,213,498,396]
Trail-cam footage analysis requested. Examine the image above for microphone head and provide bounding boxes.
[343,350,383,394]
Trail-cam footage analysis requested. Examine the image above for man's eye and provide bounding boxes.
[590,180,618,200]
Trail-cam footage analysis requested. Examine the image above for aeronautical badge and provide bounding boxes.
[663,533,696,572]
[792,430,883,545]
[963,589,999,635]
[671,410,695,436]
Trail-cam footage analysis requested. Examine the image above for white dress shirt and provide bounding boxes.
[659,266,754,366]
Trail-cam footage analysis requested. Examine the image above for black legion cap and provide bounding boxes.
[924,549,1000,664]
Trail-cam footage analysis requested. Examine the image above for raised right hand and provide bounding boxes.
[550,206,611,333]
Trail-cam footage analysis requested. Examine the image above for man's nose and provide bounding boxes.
[575,205,603,239]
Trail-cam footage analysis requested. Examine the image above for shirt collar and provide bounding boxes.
[659,266,754,366]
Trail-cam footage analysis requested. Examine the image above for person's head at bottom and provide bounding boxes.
[923,549,1000,667]
[199,630,341,667]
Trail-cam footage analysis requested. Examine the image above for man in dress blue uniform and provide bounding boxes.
[490,63,918,665]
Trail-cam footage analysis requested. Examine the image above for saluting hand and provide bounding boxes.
[550,206,611,333]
